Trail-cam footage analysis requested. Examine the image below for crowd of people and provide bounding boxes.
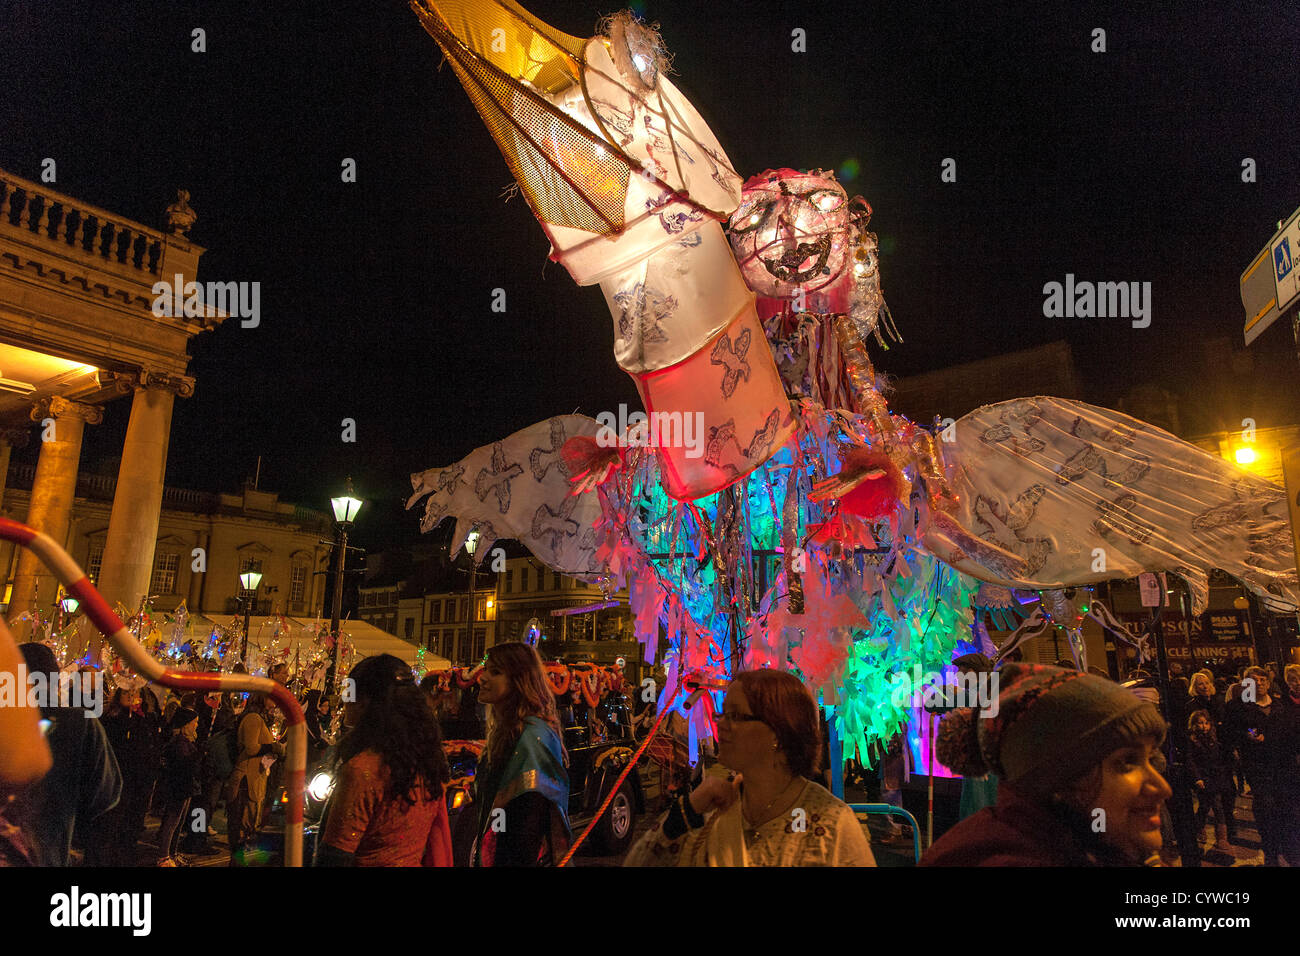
[2,605,1297,867]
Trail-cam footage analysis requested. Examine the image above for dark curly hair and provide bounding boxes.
[729,669,821,778]
[338,655,450,806]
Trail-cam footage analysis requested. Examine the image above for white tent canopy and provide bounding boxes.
[193,615,449,671]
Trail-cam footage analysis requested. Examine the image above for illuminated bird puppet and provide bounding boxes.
[407,1,1299,762]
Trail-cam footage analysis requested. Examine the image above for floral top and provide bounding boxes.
[624,779,875,867]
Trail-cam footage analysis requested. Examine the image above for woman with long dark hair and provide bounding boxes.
[317,655,452,866]
[472,642,570,866]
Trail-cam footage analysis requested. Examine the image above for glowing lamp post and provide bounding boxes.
[239,569,263,661]
[327,479,363,689]
[57,591,79,635]
[464,530,480,665]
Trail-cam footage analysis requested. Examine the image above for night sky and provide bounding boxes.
[3,0,1299,553]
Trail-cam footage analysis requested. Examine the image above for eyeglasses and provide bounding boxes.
[716,711,765,725]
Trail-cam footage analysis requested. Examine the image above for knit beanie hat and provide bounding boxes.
[170,707,198,731]
[936,663,1166,796]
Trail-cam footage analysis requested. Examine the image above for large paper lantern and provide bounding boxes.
[414,1,795,499]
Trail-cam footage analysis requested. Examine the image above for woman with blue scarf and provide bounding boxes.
[472,642,570,866]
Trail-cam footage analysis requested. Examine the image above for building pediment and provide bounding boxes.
[236,541,273,555]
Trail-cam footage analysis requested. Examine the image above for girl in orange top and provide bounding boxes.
[319,655,452,866]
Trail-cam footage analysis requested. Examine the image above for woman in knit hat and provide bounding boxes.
[921,663,1171,866]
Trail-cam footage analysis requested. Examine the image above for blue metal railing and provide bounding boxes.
[849,803,922,864]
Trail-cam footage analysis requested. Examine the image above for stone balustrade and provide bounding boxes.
[0,170,166,281]
[6,461,220,513]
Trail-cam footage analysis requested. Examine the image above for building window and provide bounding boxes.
[290,566,307,606]
[521,566,530,592]
[429,602,442,624]
[445,599,455,621]
[150,552,180,595]
[505,570,514,594]
[442,630,455,660]
[87,545,104,585]
[472,628,486,661]
[404,618,414,639]
[552,570,561,591]
[475,594,488,621]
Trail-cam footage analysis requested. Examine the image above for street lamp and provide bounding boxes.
[239,569,263,661]
[327,478,364,689]
[56,590,79,635]
[464,531,480,665]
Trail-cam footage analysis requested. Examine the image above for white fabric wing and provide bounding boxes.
[944,397,1300,614]
[407,415,606,579]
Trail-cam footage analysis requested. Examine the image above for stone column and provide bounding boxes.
[89,369,192,660]
[188,528,209,612]
[8,399,102,628]
[0,426,31,601]
[93,371,192,657]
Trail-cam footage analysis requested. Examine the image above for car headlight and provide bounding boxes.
[308,771,334,803]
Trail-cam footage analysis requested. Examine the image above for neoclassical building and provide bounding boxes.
[1,467,333,619]
[0,167,222,655]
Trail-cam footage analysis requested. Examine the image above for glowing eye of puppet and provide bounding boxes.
[803,188,844,212]
[730,199,777,235]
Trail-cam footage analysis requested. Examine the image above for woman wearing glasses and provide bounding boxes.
[625,669,876,866]
[472,642,571,866]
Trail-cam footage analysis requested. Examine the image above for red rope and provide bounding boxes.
[557,693,677,867]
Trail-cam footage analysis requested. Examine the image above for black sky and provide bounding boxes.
[3,0,1299,552]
